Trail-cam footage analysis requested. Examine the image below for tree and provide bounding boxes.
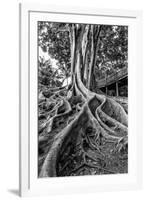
[38,22,71,84]
[95,25,128,80]
[38,22,128,177]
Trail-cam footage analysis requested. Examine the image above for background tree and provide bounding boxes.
[95,25,128,80]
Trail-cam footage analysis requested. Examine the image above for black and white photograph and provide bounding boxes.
[38,22,128,178]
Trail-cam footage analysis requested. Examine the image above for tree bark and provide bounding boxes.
[88,25,102,91]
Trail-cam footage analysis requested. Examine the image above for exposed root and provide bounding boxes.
[39,88,128,177]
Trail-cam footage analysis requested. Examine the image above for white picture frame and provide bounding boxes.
[19,2,143,197]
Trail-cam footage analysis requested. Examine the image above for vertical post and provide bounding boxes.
[116,82,119,96]
[106,86,108,95]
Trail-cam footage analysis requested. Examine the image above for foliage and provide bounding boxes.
[38,57,63,94]
[38,22,71,75]
[96,25,128,78]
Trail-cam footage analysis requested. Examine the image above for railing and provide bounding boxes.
[97,67,128,88]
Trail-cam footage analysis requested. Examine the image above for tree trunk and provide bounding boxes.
[88,25,102,91]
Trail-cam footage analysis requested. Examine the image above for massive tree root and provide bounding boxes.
[38,72,128,178]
